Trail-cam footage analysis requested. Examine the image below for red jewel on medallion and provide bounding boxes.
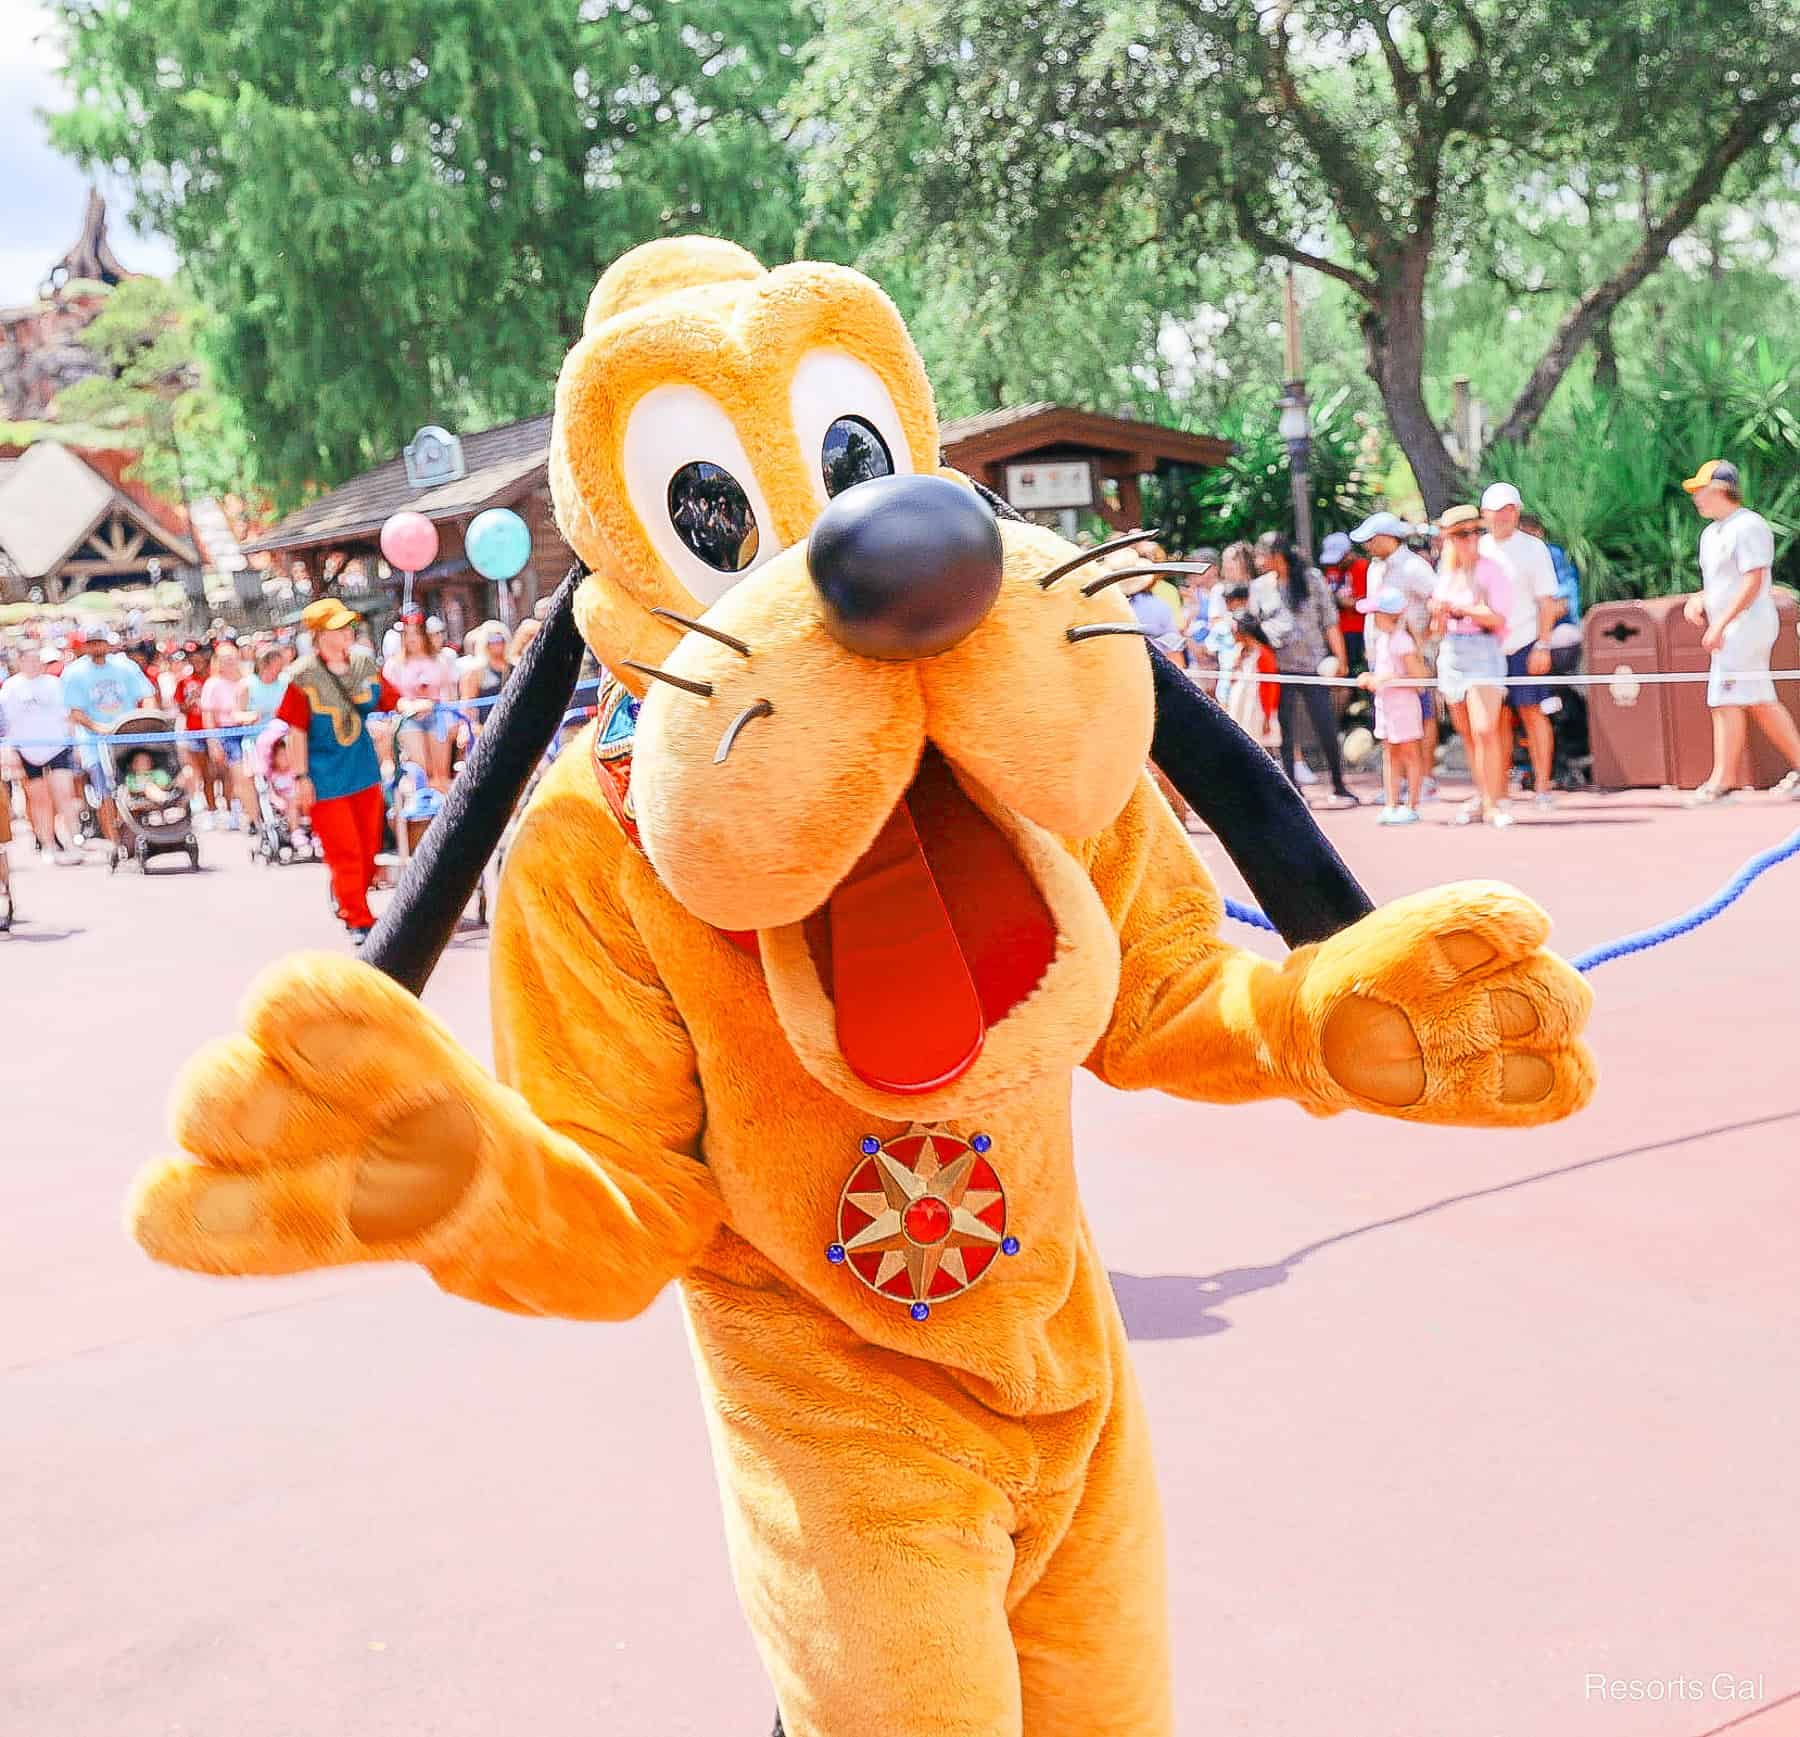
[902,1196,952,1244]
[833,1128,1009,1312]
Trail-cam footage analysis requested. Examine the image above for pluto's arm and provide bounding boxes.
[128,752,721,1319]
[1085,778,1595,1126]
[442,763,723,1317]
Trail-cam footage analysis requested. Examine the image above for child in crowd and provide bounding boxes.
[122,748,173,799]
[119,749,181,825]
[1216,592,1280,745]
[1357,585,1428,824]
[261,729,299,819]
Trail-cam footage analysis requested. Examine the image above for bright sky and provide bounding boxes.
[0,0,178,305]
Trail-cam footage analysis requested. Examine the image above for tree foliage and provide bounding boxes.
[49,0,821,504]
[20,277,236,504]
[799,0,1800,510]
[1484,323,1800,601]
[1146,385,1378,553]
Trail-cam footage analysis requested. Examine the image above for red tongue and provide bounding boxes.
[828,796,987,1095]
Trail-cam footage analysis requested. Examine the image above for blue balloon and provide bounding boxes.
[465,507,532,581]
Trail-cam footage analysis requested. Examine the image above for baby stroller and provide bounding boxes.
[249,721,321,865]
[388,757,488,927]
[104,712,200,873]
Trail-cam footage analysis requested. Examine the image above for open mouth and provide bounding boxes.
[800,747,1058,1096]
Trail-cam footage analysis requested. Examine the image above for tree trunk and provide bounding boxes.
[1360,258,1465,516]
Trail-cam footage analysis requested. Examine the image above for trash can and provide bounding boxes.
[1585,591,1800,789]
[1662,587,1800,790]
[1584,599,1674,788]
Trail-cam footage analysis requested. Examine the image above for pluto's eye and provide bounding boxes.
[821,415,894,499]
[667,461,761,573]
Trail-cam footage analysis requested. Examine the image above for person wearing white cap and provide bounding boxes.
[1681,459,1800,802]
[1351,510,1440,796]
[1317,529,1363,668]
[1477,481,1560,812]
[1355,584,1429,822]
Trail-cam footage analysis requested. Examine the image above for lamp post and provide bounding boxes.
[1279,266,1315,563]
[1279,385,1314,563]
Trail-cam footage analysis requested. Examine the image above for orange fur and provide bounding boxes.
[129,237,1595,1737]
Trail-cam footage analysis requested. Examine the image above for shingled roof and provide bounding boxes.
[247,398,1227,559]
[939,402,1231,470]
[244,415,553,555]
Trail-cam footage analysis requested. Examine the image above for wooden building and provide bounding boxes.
[938,402,1231,534]
[242,417,564,644]
[244,398,1228,636]
[0,441,200,603]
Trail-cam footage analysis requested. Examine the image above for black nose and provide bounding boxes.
[806,474,1004,660]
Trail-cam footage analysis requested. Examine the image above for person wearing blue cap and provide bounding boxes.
[1356,584,1429,822]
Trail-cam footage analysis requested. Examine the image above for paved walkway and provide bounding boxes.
[5,784,1798,1735]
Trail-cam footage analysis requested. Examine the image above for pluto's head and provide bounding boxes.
[549,238,1158,1118]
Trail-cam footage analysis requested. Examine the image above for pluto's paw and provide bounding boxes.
[130,954,489,1274]
[1303,882,1595,1127]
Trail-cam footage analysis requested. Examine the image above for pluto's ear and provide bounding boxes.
[583,236,765,332]
[967,484,1372,948]
[361,568,588,996]
[1145,645,1373,946]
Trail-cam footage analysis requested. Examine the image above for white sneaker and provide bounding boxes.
[1393,805,1420,825]
[1452,796,1482,827]
[54,848,83,866]
[1294,761,1320,786]
[1488,806,1516,829]
[1533,790,1556,810]
[1377,805,1403,825]
[1774,769,1800,799]
[1683,783,1736,808]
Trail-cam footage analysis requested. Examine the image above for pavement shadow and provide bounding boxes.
[1110,1106,1800,1342]
[1689,1687,1800,1736]
[0,924,85,944]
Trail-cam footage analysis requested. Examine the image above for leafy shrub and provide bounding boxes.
[1147,386,1378,554]
[1484,324,1800,604]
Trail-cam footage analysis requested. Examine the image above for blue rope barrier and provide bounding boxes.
[1224,896,1279,934]
[3,687,586,753]
[1221,822,1800,973]
[1566,822,1800,972]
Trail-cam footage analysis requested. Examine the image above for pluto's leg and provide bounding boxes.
[1009,1361,1172,1736]
[709,1395,1023,1736]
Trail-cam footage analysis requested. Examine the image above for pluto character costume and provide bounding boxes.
[129,238,1595,1735]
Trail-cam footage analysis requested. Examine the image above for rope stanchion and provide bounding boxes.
[1219,823,1800,973]
[1223,896,1279,934]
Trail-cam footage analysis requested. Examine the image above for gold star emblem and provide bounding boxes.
[835,1126,1008,1307]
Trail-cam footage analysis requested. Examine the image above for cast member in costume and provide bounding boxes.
[129,240,1594,1736]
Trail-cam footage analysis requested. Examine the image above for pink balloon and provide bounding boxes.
[380,510,439,572]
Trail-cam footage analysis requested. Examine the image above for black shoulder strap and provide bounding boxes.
[970,480,1372,947]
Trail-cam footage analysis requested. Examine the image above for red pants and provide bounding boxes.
[309,784,384,928]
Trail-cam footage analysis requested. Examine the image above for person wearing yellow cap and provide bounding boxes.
[1681,460,1800,804]
[276,599,405,940]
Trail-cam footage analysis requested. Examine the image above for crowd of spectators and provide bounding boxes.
[0,603,546,928]
[1103,487,1591,829]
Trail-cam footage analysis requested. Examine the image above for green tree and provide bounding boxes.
[50,0,821,504]
[20,277,237,506]
[801,0,1800,513]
